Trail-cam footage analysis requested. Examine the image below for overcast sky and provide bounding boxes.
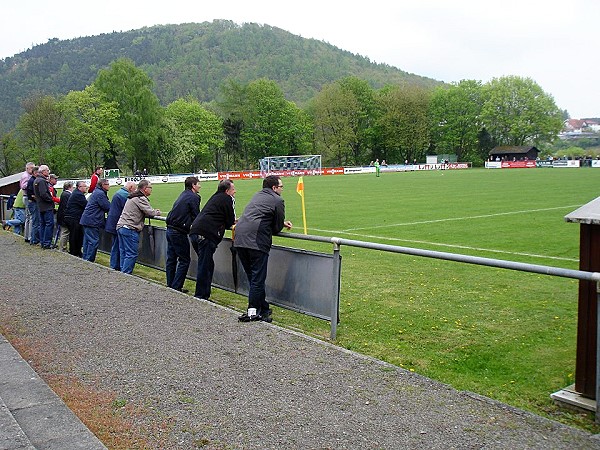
[2,0,598,118]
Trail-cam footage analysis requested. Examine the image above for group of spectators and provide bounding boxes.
[3,162,60,249]
[4,163,161,272]
[4,164,293,323]
[165,174,292,322]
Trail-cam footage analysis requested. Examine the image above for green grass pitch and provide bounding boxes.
[135,168,600,430]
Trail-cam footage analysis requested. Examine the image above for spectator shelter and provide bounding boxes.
[489,146,539,161]
[0,172,20,196]
[0,173,21,222]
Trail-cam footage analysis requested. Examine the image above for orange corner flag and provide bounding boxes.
[296,177,307,234]
[296,176,304,197]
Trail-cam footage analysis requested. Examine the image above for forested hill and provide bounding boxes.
[0,20,439,129]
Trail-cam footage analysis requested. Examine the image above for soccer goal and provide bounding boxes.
[259,155,322,177]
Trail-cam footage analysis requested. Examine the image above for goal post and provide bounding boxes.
[259,155,322,177]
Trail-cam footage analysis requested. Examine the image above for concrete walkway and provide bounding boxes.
[0,230,599,449]
[0,335,106,450]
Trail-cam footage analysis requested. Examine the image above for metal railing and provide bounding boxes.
[277,232,600,417]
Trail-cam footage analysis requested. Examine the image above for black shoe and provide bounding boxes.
[238,313,262,322]
[259,309,273,323]
[180,288,189,293]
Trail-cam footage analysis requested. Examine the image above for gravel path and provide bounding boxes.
[1,231,598,449]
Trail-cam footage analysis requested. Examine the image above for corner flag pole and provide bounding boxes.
[296,176,307,234]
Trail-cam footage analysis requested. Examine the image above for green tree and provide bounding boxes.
[93,58,162,173]
[242,78,311,166]
[162,98,224,172]
[17,93,65,164]
[337,77,376,164]
[0,131,22,177]
[312,77,375,166]
[429,80,483,162]
[216,79,248,169]
[373,84,431,164]
[61,85,121,175]
[481,76,563,146]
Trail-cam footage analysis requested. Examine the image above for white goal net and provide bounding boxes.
[259,155,322,177]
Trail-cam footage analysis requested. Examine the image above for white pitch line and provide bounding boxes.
[310,228,578,262]
[341,205,583,232]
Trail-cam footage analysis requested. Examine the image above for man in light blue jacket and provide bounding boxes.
[105,181,136,270]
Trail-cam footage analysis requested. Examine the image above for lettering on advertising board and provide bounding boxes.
[500,161,536,169]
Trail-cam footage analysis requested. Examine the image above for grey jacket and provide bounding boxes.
[116,193,159,232]
[234,188,285,253]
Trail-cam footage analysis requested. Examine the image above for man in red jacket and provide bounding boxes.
[88,166,103,193]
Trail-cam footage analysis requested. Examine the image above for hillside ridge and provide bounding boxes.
[0,20,439,129]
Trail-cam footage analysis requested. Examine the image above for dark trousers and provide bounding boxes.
[67,218,84,257]
[191,235,218,299]
[165,228,191,291]
[236,247,270,313]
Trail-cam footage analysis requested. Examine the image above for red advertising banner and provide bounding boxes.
[321,167,345,175]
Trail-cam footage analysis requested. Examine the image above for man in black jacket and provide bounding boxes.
[189,179,236,300]
[63,181,88,257]
[165,176,201,292]
[26,166,39,245]
[33,165,55,249]
[235,175,292,322]
[56,181,74,252]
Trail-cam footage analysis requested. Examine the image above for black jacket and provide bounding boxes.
[189,191,235,244]
[64,189,88,223]
[33,175,54,212]
[166,189,201,234]
[26,176,36,201]
[56,190,72,225]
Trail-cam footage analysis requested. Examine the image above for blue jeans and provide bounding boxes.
[117,227,140,274]
[39,209,54,248]
[82,226,101,261]
[108,232,121,270]
[6,208,25,235]
[236,247,270,313]
[166,228,191,291]
[23,196,31,240]
[191,235,218,299]
[27,201,40,244]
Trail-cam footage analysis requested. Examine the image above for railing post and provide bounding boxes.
[597,281,600,422]
[330,239,342,340]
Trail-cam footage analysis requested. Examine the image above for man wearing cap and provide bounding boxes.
[48,174,60,247]
[33,165,55,249]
